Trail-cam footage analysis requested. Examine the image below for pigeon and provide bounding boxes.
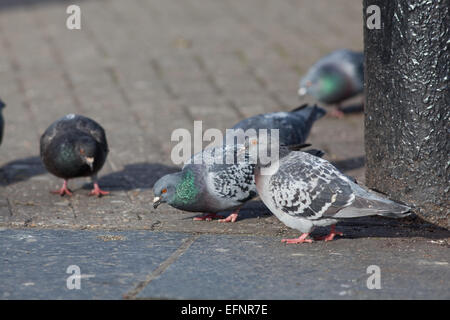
[252,141,411,243]
[226,104,326,146]
[153,105,325,223]
[298,49,364,118]
[40,114,109,197]
[153,143,256,222]
[0,99,5,146]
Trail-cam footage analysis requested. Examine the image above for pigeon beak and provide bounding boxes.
[85,157,94,171]
[153,197,162,209]
[298,87,307,96]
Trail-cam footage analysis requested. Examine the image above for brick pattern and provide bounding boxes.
[0,0,365,232]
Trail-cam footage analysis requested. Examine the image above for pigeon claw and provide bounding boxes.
[281,233,313,244]
[51,181,72,197]
[193,213,224,221]
[51,187,73,197]
[89,183,110,197]
[218,210,239,223]
[327,106,345,118]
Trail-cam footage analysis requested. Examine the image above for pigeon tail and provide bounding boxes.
[290,104,327,121]
[378,203,411,218]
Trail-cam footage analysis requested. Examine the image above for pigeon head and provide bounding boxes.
[299,65,344,100]
[153,170,199,209]
[75,135,97,171]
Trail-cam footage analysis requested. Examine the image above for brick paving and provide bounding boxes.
[0,0,367,233]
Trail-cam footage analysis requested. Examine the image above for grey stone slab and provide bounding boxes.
[0,229,190,299]
[138,234,450,299]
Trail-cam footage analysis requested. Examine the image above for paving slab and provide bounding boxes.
[0,229,190,299]
[0,228,448,300]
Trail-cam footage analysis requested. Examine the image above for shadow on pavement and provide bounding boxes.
[341,103,364,115]
[0,156,46,186]
[215,200,450,241]
[83,162,180,191]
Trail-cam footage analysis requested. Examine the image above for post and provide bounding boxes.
[363,0,449,227]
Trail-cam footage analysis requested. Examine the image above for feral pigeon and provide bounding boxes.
[226,104,326,146]
[298,49,364,117]
[40,114,109,197]
[253,141,411,243]
[153,105,325,223]
[0,99,5,146]
[153,143,256,222]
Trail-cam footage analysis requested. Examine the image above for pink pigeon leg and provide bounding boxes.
[193,213,225,221]
[89,182,110,197]
[51,180,73,197]
[218,208,240,223]
[328,105,345,118]
[315,225,343,241]
[281,233,313,244]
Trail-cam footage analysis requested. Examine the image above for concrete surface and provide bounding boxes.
[0,0,448,300]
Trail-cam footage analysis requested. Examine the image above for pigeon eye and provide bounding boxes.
[80,148,85,155]
[162,188,167,194]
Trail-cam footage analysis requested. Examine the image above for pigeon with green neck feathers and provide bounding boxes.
[40,114,109,197]
[153,143,256,221]
[298,49,363,117]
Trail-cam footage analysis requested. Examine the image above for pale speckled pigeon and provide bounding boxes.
[40,114,109,197]
[253,142,411,243]
[153,105,325,223]
[298,49,364,117]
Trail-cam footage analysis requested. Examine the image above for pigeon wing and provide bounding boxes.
[268,152,355,219]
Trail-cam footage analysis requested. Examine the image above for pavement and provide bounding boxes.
[0,0,448,300]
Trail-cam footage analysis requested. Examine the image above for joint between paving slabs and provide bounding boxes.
[123,234,199,299]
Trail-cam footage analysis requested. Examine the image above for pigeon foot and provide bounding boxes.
[218,209,239,223]
[51,181,72,197]
[315,225,343,241]
[328,106,345,118]
[89,183,110,197]
[193,213,225,221]
[281,233,313,244]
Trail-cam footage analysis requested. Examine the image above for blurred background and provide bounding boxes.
[0,0,364,226]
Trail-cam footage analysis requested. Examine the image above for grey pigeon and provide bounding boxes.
[298,49,364,117]
[153,143,256,222]
[253,142,411,243]
[0,99,5,146]
[40,114,109,197]
[226,104,326,146]
[153,105,325,223]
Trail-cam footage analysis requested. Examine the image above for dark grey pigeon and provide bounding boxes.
[153,143,322,223]
[0,99,5,146]
[253,142,411,243]
[40,114,109,197]
[226,104,326,146]
[298,49,364,117]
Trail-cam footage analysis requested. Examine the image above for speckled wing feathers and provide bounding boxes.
[268,152,354,219]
